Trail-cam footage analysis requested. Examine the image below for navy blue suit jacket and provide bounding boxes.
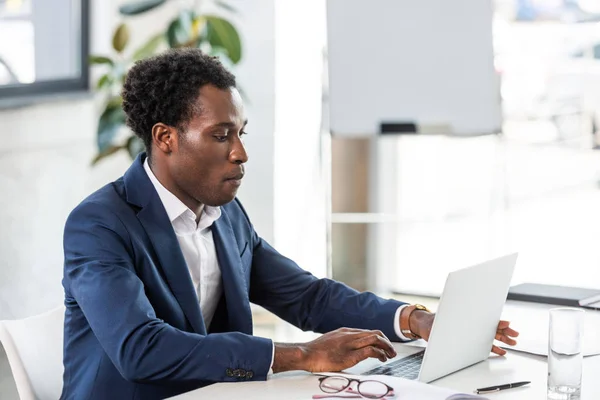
[61,154,405,399]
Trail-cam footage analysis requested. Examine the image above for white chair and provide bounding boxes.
[0,306,65,400]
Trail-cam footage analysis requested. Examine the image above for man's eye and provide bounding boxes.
[215,136,228,142]
[240,131,248,137]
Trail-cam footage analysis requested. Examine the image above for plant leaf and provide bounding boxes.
[132,33,165,61]
[97,99,126,152]
[205,16,242,64]
[112,23,130,53]
[179,10,194,38]
[126,135,146,159]
[91,145,126,166]
[96,73,113,90]
[215,0,238,14]
[166,18,185,48]
[192,16,207,39]
[89,55,114,66]
[166,10,196,48]
[119,0,167,16]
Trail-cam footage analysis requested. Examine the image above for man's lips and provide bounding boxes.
[225,173,244,181]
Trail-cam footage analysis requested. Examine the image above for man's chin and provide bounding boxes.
[204,192,237,207]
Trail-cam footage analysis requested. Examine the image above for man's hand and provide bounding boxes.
[404,309,519,356]
[491,320,519,356]
[272,328,397,373]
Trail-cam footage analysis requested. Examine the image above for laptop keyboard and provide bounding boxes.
[362,350,425,380]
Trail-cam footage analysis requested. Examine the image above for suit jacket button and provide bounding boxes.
[246,371,254,379]
[226,368,234,377]
[233,369,241,377]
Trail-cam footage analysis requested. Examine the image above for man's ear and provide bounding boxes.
[151,123,178,155]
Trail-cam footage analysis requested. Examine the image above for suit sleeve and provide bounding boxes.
[63,201,272,385]
[240,206,407,342]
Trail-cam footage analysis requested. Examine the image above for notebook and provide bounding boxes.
[507,283,600,308]
[318,373,488,400]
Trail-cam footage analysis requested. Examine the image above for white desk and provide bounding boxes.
[172,301,600,399]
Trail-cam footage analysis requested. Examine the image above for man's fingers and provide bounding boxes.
[497,320,511,330]
[497,321,519,337]
[495,332,517,346]
[502,327,519,338]
[491,345,507,356]
[351,333,397,358]
[337,328,383,340]
[357,346,389,363]
[349,330,389,346]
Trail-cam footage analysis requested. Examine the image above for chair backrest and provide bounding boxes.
[0,306,65,400]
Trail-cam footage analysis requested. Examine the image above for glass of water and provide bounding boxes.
[548,308,585,400]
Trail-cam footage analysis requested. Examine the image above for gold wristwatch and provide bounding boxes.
[400,304,431,339]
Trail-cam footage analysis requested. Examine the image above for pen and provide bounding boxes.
[475,381,531,394]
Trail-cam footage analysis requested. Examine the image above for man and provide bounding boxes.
[61,49,518,399]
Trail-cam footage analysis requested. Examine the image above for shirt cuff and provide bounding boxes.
[267,340,275,378]
[394,304,414,341]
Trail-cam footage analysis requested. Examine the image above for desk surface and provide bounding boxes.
[172,351,600,399]
[172,300,600,399]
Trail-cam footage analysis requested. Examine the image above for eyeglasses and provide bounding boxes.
[313,376,395,399]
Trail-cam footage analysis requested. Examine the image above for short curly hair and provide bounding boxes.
[121,48,236,158]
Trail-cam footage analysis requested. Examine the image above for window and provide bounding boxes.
[0,0,89,103]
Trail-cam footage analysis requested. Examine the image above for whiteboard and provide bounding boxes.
[326,0,502,136]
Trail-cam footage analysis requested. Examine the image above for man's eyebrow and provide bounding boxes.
[209,120,248,129]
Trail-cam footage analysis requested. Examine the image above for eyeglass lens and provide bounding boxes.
[357,380,390,398]
[320,376,350,393]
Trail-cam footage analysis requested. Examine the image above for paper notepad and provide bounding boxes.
[320,373,488,400]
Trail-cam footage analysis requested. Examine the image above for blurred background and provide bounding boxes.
[1,0,600,397]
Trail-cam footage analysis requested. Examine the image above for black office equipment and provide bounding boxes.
[380,122,418,135]
[507,283,600,307]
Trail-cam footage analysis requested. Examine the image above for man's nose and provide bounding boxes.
[229,136,248,164]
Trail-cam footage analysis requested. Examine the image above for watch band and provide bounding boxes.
[400,304,431,339]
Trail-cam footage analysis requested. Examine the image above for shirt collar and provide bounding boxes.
[143,158,221,227]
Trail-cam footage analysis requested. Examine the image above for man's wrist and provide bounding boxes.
[408,310,431,338]
[272,343,308,373]
[399,304,432,339]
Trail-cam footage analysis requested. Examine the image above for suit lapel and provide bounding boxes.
[212,210,253,334]
[124,153,206,335]
[137,203,207,335]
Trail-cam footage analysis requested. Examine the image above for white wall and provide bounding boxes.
[0,0,278,319]
[273,0,328,278]
[0,0,128,320]
[228,0,276,245]
[0,100,131,319]
[0,0,328,320]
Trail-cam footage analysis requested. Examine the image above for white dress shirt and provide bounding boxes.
[144,159,223,328]
[144,159,411,374]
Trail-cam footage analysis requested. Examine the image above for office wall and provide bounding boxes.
[272,0,328,278]
[0,0,277,319]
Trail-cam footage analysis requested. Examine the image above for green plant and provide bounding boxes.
[90,0,242,165]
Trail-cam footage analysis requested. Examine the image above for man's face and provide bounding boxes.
[168,85,248,207]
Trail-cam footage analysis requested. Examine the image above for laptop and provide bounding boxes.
[346,253,518,383]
